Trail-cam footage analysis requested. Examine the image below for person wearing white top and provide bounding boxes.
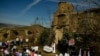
[19,52,22,56]
[25,38,29,43]
[38,54,42,56]
[34,51,38,56]
[51,43,56,53]
[26,49,31,55]
[38,52,42,56]
[64,53,70,56]
[64,53,67,56]
[16,37,19,41]
[78,48,82,56]
[55,54,58,56]
[59,53,63,56]
[88,51,90,56]
[34,53,38,56]
[4,49,10,56]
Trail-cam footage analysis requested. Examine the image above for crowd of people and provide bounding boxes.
[0,36,87,56]
[0,36,42,56]
[0,36,70,56]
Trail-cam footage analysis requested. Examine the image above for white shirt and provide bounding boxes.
[64,53,70,56]
[25,38,29,42]
[26,49,30,55]
[55,54,58,56]
[4,49,9,55]
[19,53,22,56]
[59,53,63,56]
[51,43,56,53]
[34,53,38,56]
[38,54,42,56]
[16,38,19,41]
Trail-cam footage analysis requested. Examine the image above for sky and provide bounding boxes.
[0,0,99,27]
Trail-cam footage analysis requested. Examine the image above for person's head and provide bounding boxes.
[38,52,41,54]
[35,51,38,54]
[23,48,26,51]
[19,50,22,53]
[3,46,6,50]
[32,49,34,52]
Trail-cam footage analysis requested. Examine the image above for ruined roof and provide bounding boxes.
[83,8,100,13]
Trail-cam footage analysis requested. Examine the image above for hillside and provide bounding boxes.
[0,23,24,28]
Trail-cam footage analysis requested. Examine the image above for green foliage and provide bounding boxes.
[63,31,76,40]
[38,29,50,46]
[57,31,78,54]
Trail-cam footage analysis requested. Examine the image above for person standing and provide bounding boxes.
[34,51,38,56]
[38,52,42,56]
[30,50,34,56]
[3,48,10,56]
[51,42,56,53]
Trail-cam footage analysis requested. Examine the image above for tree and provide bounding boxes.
[38,29,50,46]
[77,9,100,56]
[57,31,77,55]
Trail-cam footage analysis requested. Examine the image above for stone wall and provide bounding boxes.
[52,1,100,44]
[52,2,75,44]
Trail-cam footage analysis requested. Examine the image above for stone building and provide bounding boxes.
[76,8,100,35]
[52,1,100,44]
[0,25,44,43]
[52,1,76,44]
[0,29,29,41]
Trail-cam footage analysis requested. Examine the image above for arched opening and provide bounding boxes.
[27,30,32,35]
[3,33,8,38]
[57,14,66,28]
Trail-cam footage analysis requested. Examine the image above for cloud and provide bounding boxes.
[20,0,41,16]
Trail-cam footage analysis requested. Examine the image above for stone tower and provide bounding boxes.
[52,1,75,44]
